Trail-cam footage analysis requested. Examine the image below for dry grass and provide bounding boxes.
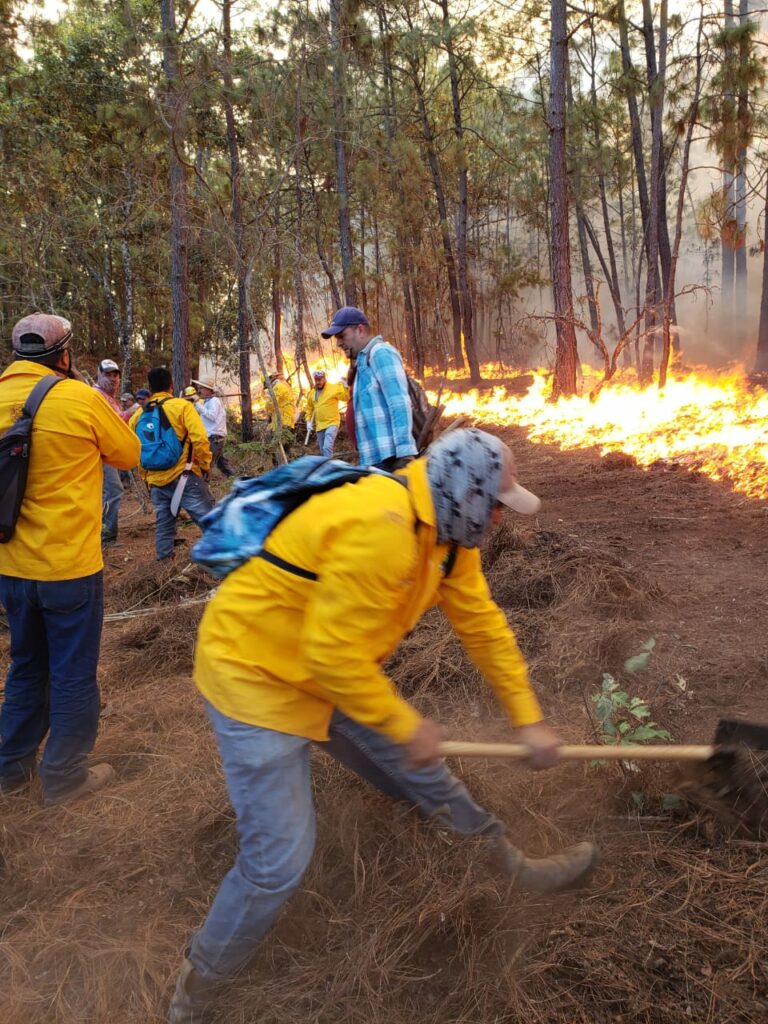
[1,506,768,1023]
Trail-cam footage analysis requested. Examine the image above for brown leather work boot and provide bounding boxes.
[168,957,222,1024]
[43,764,115,808]
[493,838,599,892]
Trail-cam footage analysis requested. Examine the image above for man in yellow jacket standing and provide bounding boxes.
[169,427,598,1022]
[130,366,213,561]
[0,313,140,807]
[304,368,348,456]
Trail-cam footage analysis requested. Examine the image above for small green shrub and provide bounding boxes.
[592,673,673,746]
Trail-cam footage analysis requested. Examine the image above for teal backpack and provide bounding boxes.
[136,398,188,471]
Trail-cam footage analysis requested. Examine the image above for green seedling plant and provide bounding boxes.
[592,639,671,747]
[593,638,671,745]
[592,674,673,747]
[591,675,674,808]
[590,639,676,810]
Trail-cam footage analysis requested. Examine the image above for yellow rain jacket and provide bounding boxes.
[195,458,543,745]
[0,360,140,581]
[129,391,212,488]
[304,381,349,430]
[263,379,296,431]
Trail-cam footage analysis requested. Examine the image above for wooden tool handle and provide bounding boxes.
[439,741,715,762]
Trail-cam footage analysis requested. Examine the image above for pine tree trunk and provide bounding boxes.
[359,205,368,311]
[659,4,702,387]
[586,21,627,344]
[574,199,599,338]
[329,0,356,306]
[641,0,667,383]
[643,0,676,326]
[303,155,343,310]
[756,182,768,372]
[160,0,191,392]
[548,0,578,397]
[271,203,284,374]
[618,0,650,260]
[657,164,677,325]
[378,7,419,364]
[735,0,749,319]
[439,0,480,385]
[222,0,252,440]
[294,45,312,391]
[722,0,736,325]
[409,53,464,368]
[566,65,599,340]
[373,210,381,325]
[120,233,134,389]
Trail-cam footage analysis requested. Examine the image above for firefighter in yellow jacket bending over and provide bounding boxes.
[169,427,599,1023]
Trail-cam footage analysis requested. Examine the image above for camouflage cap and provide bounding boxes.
[11,313,72,359]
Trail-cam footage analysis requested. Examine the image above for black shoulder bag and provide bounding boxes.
[0,375,63,543]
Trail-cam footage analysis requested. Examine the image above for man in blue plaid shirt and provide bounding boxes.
[322,307,417,471]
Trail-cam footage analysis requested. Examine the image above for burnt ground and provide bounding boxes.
[1,426,768,1024]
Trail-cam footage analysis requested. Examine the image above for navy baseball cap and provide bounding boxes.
[321,306,369,338]
[136,388,151,399]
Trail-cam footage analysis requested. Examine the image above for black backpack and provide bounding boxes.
[0,375,63,543]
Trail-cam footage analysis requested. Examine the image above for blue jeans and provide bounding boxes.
[189,702,501,981]
[0,572,104,800]
[316,426,338,458]
[150,474,215,560]
[102,464,124,541]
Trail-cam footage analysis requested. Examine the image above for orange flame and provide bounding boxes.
[429,366,768,501]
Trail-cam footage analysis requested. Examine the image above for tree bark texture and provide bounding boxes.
[756,182,768,372]
[721,0,736,324]
[222,0,252,440]
[586,20,627,346]
[660,4,703,387]
[641,0,667,382]
[618,0,650,261]
[735,0,749,314]
[272,230,283,375]
[548,0,578,398]
[303,152,343,310]
[439,0,480,385]
[641,0,673,322]
[378,7,421,369]
[329,0,356,306]
[409,54,464,368]
[566,64,599,340]
[160,0,191,393]
[120,232,134,388]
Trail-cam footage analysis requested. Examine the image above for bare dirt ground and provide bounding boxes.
[2,424,768,1024]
